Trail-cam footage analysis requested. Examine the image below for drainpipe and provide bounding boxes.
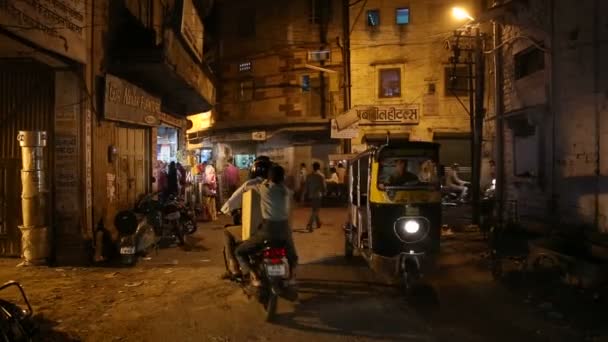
[319,1,329,120]
[342,0,352,153]
[549,0,558,227]
[493,8,504,225]
[593,0,600,231]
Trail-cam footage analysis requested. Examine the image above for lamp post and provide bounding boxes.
[450,7,486,226]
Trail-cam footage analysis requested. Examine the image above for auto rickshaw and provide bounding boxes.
[344,137,441,291]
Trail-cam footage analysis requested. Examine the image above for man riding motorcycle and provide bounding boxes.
[446,163,470,201]
[221,159,298,286]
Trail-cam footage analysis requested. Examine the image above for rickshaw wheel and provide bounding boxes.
[400,260,420,295]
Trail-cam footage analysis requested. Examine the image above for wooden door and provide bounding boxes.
[116,126,150,211]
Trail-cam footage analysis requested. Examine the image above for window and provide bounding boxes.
[514,133,538,177]
[310,0,332,24]
[308,50,330,62]
[444,66,469,96]
[396,8,410,25]
[237,10,255,38]
[378,68,401,98]
[238,80,254,101]
[367,9,380,27]
[301,75,311,92]
[511,117,538,177]
[239,61,251,72]
[514,46,545,80]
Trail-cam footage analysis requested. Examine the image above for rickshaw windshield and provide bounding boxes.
[377,146,438,190]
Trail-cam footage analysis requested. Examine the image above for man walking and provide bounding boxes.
[304,162,326,231]
[223,156,240,196]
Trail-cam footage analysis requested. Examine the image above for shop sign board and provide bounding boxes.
[180,0,204,61]
[252,131,266,141]
[160,112,186,128]
[335,104,420,128]
[0,0,86,63]
[331,120,358,139]
[104,75,161,126]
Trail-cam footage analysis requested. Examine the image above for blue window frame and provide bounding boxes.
[396,8,410,25]
[302,75,311,92]
[367,9,380,27]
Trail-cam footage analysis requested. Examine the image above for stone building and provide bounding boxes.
[88,0,215,260]
[188,0,345,182]
[344,0,480,171]
[0,0,215,264]
[0,1,90,261]
[486,0,608,233]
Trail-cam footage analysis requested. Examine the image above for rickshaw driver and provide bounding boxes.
[387,159,419,186]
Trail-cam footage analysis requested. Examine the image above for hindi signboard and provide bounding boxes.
[353,105,420,125]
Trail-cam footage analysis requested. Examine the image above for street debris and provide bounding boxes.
[104,272,120,278]
[124,281,144,287]
[200,259,211,262]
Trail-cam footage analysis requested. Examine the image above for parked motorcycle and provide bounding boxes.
[115,193,162,265]
[0,281,37,341]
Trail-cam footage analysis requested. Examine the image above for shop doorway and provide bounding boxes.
[115,126,150,211]
[0,61,54,256]
[157,126,179,163]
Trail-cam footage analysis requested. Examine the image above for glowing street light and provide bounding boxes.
[452,7,475,21]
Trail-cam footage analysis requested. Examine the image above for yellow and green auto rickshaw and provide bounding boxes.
[344,137,441,291]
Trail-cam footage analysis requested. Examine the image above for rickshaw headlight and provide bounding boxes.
[403,220,420,234]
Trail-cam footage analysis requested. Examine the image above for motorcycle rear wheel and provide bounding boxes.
[265,292,278,322]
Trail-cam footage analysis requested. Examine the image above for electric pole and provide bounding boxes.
[448,27,486,226]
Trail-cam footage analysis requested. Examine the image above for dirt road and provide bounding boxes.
[0,207,581,341]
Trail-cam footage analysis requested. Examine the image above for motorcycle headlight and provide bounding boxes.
[403,220,420,234]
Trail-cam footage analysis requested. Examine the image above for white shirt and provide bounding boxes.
[220,177,264,214]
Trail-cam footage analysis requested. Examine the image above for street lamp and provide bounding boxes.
[452,7,475,21]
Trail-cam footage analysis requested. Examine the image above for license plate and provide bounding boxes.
[265,264,286,276]
[120,247,135,254]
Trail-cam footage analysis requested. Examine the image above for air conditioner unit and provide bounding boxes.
[308,50,330,62]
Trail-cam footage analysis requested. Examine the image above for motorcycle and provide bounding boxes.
[0,281,37,341]
[441,183,471,206]
[115,193,162,265]
[223,240,295,322]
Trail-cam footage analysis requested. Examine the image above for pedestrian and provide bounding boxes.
[297,163,307,202]
[336,162,347,200]
[166,161,178,199]
[336,162,346,184]
[204,163,218,221]
[176,162,187,196]
[304,162,326,230]
[326,167,339,197]
[223,156,240,196]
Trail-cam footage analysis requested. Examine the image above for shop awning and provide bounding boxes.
[187,119,330,144]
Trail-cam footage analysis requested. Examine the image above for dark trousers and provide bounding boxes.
[307,197,322,228]
[233,220,298,274]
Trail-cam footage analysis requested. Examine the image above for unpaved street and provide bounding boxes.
[0,207,581,341]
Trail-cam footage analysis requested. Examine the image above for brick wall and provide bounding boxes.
[216,0,344,124]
